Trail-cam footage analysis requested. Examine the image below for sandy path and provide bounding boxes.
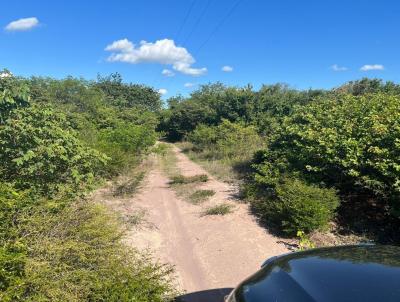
[113,146,289,301]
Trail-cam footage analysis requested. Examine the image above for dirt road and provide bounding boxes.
[105,145,289,301]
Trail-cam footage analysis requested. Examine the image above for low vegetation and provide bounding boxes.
[170,174,209,185]
[203,203,234,216]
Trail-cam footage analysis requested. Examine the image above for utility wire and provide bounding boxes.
[194,0,243,56]
[182,0,213,47]
[176,0,197,44]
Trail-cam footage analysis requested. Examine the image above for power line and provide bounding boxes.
[194,0,243,56]
[176,0,197,44]
[182,0,213,47]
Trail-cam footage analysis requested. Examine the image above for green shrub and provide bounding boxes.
[251,178,339,235]
[0,74,30,123]
[0,184,176,302]
[98,122,157,176]
[203,203,234,216]
[0,104,107,196]
[188,119,262,160]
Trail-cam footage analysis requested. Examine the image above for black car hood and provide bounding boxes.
[235,245,400,302]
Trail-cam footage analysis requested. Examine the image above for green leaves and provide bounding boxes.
[0,104,107,196]
[251,92,400,232]
[0,74,30,124]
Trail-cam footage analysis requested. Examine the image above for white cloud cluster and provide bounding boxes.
[5,17,39,31]
[105,38,207,76]
[331,64,348,71]
[158,88,168,95]
[360,64,384,71]
[221,65,233,72]
[162,69,175,77]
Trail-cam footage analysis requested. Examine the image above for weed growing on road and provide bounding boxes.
[189,189,215,204]
[170,174,208,185]
[203,203,234,216]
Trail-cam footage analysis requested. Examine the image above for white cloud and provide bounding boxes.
[331,64,348,72]
[5,17,39,31]
[221,65,233,72]
[184,82,195,88]
[158,88,168,95]
[360,64,384,71]
[162,69,175,77]
[105,38,207,76]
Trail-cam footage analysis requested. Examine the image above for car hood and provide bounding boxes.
[235,245,400,302]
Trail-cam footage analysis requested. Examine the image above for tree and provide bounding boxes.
[96,73,162,111]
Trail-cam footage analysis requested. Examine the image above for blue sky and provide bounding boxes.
[1,0,400,97]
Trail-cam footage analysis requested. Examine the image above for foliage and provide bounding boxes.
[265,93,399,208]
[247,92,400,235]
[96,72,162,111]
[0,73,175,300]
[189,119,262,160]
[0,73,30,124]
[335,78,400,96]
[249,178,339,235]
[297,231,316,250]
[0,184,175,302]
[159,82,323,140]
[0,104,107,196]
[98,122,157,176]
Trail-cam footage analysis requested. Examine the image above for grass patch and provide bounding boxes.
[189,189,215,204]
[113,171,145,197]
[203,203,234,216]
[170,174,208,185]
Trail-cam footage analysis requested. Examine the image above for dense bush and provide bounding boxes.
[0,73,30,123]
[189,119,262,160]
[248,92,400,235]
[27,75,161,178]
[265,93,399,207]
[98,122,158,175]
[0,184,175,302]
[96,72,162,111]
[0,104,107,196]
[249,178,339,235]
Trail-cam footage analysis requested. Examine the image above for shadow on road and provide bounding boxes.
[175,288,234,302]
